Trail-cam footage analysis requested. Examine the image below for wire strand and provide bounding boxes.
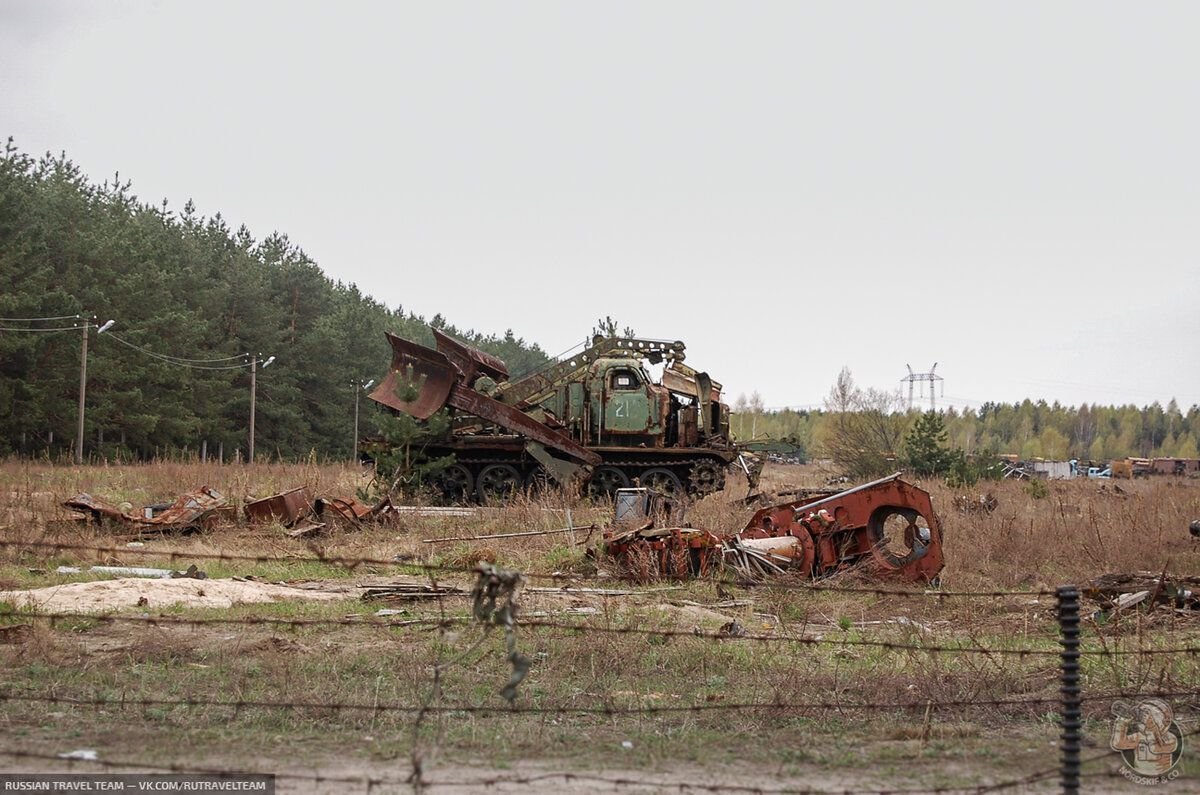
[0,313,81,321]
[107,333,249,362]
[9,602,1196,658]
[2,689,1196,718]
[0,324,83,332]
[102,334,252,369]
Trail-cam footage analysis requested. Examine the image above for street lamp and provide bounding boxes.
[75,318,115,465]
[352,378,375,462]
[248,354,274,464]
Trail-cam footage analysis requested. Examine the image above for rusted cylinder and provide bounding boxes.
[738,535,803,559]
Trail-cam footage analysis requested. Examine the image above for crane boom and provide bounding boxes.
[496,336,687,409]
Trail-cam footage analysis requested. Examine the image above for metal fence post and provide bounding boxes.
[1057,584,1081,795]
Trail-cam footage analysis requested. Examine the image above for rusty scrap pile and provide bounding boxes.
[64,487,229,534]
[63,486,388,537]
[603,473,945,584]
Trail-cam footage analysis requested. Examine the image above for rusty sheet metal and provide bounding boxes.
[661,367,721,403]
[64,486,227,533]
[151,486,227,531]
[433,328,509,382]
[314,496,372,524]
[245,487,312,527]
[63,493,129,523]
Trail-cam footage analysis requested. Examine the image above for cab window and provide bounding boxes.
[609,369,640,391]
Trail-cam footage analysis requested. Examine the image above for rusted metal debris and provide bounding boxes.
[245,487,312,526]
[315,496,372,524]
[1085,572,1200,618]
[603,473,945,584]
[63,485,385,536]
[64,487,227,534]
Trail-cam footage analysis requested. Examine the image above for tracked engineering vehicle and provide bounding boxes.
[368,330,752,501]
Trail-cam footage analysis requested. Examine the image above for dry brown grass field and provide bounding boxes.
[1,460,1198,793]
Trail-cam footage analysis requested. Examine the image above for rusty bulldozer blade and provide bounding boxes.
[370,332,600,471]
[370,332,459,420]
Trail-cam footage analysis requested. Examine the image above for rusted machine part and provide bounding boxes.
[603,473,943,584]
[245,487,313,527]
[739,473,943,583]
[604,526,724,581]
[370,332,601,476]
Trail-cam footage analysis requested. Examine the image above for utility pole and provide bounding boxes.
[901,363,944,412]
[248,354,275,464]
[75,318,114,465]
[248,356,256,464]
[75,321,88,465]
[352,378,375,463]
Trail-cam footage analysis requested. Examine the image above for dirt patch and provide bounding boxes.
[0,577,346,613]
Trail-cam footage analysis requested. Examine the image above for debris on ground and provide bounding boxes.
[314,496,373,526]
[63,487,227,534]
[1190,519,1200,539]
[952,493,998,514]
[245,487,312,526]
[53,564,207,580]
[0,577,344,613]
[57,750,98,762]
[59,482,428,538]
[602,474,944,584]
[359,582,465,602]
[1085,572,1200,619]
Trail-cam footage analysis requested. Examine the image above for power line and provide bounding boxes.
[0,313,82,321]
[105,333,249,363]
[0,324,81,333]
[102,333,253,370]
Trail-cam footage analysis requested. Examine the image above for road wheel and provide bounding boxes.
[587,466,631,499]
[688,461,725,495]
[640,467,684,498]
[476,463,522,502]
[437,464,474,503]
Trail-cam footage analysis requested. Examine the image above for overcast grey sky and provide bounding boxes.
[2,1,1197,411]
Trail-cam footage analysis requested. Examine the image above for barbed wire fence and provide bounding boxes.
[1,541,1197,793]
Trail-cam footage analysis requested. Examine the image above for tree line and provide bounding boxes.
[733,367,1200,470]
[0,139,550,461]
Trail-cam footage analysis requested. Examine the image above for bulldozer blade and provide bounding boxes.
[370,332,460,419]
[433,328,509,382]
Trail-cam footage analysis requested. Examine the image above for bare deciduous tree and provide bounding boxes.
[821,367,906,480]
